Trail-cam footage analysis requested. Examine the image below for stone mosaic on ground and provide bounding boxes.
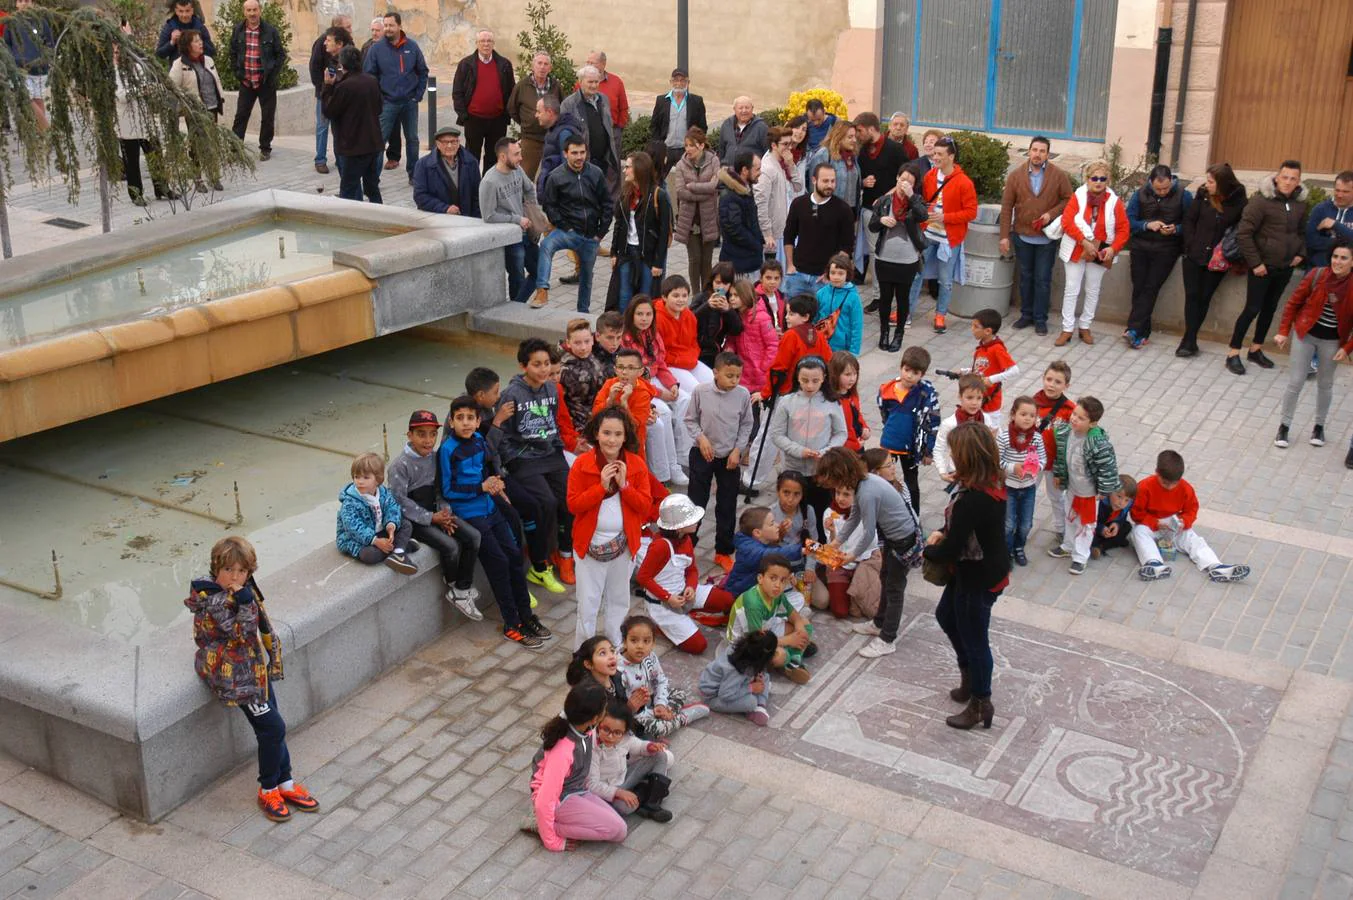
[662,604,1279,887]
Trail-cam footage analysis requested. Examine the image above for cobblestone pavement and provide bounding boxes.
[4,135,1353,899]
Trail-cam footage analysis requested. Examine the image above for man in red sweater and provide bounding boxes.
[451,29,515,174]
[908,135,977,334]
[1129,449,1249,584]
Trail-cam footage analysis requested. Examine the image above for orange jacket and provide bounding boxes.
[555,382,578,452]
[654,300,701,370]
[1132,474,1199,531]
[567,448,652,559]
[764,324,832,396]
[920,163,978,247]
[593,376,656,455]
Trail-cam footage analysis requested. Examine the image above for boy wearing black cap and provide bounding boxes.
[386,409,485,620]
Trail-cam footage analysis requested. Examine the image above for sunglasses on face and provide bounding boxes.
[1088,176,1108,183]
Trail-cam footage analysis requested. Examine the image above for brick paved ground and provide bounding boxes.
[4,134,1353,899]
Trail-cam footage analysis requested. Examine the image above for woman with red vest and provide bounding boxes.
[568,407,653,650]
[1056,159,1129,347]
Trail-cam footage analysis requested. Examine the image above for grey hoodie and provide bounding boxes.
[385,442,447,526]
[768,390,847,475]
[497,373,562,464]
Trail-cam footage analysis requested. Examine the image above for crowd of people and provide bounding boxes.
[158,14,1353,852]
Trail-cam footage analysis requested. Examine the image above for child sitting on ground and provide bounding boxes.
[565,636,631,702]
[728,554,815,683]
[622,295,690,484]
[656,274,716,390]
[560,318,607,447]
[754,260,787,332]
[588,699,676,823]
[187,537,319,822]
[699,629,780,726]
[1129,450,1250,584]
[616,614,711,738]
[829,351,870,451]
[529,681,625,851]
[767,470,820,595]
[816,252,863,354]
[934,374,988,486]
[966,308,1019,429]
[386,410,482,619]
[1034,361,1075,542]
[442,396,553,648]
[1092,474,1136,559]
[996,396,1048,567]
[592,311,625,378]
[684,351,754,570]
[877,346,941,513]
[635,495,730,652]
[1049,397,1120,575]
[336,452,418,574]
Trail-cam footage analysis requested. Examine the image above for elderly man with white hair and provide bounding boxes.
[719,96,768,165]
[585,50,628,184]
[560,64,618,198]
[888,111,920,161]
[452,28,516,174]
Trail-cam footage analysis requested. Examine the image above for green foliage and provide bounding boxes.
[515,0,575,99]
[213,0,299,91]
[949,130,1011,204]
[1104,140,1152,196]
[1304,182,1330,215]
[621,114,651,159]
[100,0,160,51]
[758,107,786,128]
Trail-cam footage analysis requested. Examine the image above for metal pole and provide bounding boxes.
[1145,0,1173,160]
[426,75,437,152]
[676,0,688,75]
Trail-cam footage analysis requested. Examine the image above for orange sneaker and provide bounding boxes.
[713,553,734,573]
[933,315,947,334]
[554,554,576,585]
[690,610,729,628]
[889,309,898,325]
[279,782,320,813]
[257,787,290,822]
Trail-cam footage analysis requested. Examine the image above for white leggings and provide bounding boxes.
[651,379,694,458]
[1061,259,1108,332]
[646,400,679,482]
[574,553,636,649]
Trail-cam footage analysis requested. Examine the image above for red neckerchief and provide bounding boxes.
[841,149,856,171]
[1008,422,1034,452]
[955,406,983,425]
[865,136,885,160]
[891,190,912,219]
[778,153,795,182]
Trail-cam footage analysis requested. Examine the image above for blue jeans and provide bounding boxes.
[337,152,382,203]
[505,233,540,303]
[935,583,997,698]
[378,98,419,178]
[782,270,821,301]
[1005,484,1036,554]
[239,684,291,790]
[616,254,659,312]
[538,229,600,312]
[1013,236,1058,326]
[314,98,329,164]
[908,241,958,317]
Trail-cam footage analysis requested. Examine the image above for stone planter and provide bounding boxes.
[220,84,314,138]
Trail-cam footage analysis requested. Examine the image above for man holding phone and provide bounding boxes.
[1124,165,1193,349]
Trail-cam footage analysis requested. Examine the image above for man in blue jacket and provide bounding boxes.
[156,0,215,65]
[363,11,428,185]
[717,151,765,279]
[413,126,482,218]
[1307,172,1353,268]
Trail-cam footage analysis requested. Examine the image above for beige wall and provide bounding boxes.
[1157,0,1230,176]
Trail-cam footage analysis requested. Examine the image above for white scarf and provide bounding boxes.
[1060,184,1121,262]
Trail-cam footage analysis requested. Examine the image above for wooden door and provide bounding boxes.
[1213,0,1353,172]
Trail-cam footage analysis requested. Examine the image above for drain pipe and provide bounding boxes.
[1169,0,1199,168]
[1145,0,1173,160]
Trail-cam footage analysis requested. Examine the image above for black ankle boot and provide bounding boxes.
[635,773,673,823]
[887,329,904,352]
[878,325,890,350]
[948,668,971,703]
[945,697,994,730]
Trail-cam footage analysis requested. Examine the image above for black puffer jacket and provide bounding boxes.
[1237,175,1308,269]
[1181,183,1248,267]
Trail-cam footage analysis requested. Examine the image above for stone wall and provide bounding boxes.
[1157,0,1230,176]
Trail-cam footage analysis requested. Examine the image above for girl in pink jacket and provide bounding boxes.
[529,681,625,851]
[726,280,779,401]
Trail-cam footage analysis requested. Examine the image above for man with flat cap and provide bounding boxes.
[413,124,482,217]
[650,67,707,173]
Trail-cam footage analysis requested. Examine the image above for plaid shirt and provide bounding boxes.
[243,23,262,88]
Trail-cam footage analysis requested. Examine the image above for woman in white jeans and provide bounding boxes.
[1056,160,1129,347]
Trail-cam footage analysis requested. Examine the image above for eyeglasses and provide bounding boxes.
[597,725,626,738]
[1088,176,1108,183]
[615,364,643,372]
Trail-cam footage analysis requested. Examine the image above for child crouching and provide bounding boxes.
[588,700,676,822]
[699,630,780,726]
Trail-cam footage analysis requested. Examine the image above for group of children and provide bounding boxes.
[188,271,1254,828]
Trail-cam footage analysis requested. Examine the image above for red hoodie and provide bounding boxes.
[654,299,700,370]
[764,323,833,396]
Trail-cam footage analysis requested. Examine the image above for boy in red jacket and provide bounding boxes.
[964,308,1019,429]
[654,275,713,391]
[1129,450,1250,584]
[763,294,833,397]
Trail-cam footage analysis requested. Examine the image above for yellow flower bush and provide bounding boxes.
[785,89,849,121]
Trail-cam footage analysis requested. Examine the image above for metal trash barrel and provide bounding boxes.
[950,203,1015,317]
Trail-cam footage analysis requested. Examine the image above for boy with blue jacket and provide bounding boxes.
[877,345,941,514]
[336,452,418,574]
[441,396,552,649]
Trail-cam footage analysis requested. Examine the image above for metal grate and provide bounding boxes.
[41,217,89,230]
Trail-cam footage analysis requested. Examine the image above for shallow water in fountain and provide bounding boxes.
[0,221,382,348]
[0,332,518,643]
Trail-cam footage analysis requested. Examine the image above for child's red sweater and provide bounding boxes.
[839,393,866,451]
[1034,390,1074,472]
[635,534,698,601]
[972,337,1016,414]
[1132,475,1200,531]
[764,324,833,396]
[654,300,701,370]
[555,383,578,452]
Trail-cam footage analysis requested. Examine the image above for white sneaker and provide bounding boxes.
[1138,562,1172,581]
[447,589,483,620]
[858,636,896,658]
[668,468,689,487]
[1208,563,1251,583]
[851,621,882,636]
[453,585,481,603]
